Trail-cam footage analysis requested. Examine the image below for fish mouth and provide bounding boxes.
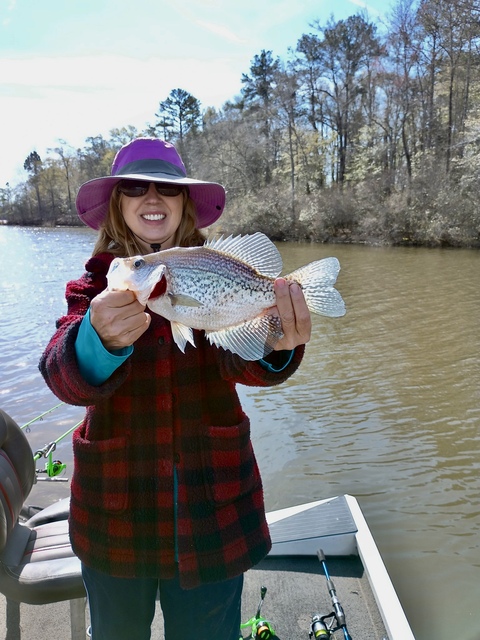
[148,277,167,299]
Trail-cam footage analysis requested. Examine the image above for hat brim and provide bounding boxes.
[76,172,226,230]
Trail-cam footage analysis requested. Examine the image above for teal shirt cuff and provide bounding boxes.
[259,349,294,372]
[75,308,133,386]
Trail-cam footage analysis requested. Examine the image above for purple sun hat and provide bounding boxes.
[75,138,226,230]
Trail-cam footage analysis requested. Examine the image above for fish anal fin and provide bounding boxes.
[206,313,283,361]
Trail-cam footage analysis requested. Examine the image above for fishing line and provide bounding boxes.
[33,420,82,461]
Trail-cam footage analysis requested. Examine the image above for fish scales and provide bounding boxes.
[106,232,346,360]
[159,248,276,330]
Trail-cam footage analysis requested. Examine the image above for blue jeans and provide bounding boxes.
[82,563,243,640]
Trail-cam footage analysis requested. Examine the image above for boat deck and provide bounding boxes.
[0,554,388,640]
[1,491,396,639]
[243,554,388,639]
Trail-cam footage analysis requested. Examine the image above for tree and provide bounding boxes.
[109,126,138,148]
[310,14,382,183]
[23,151,43,221]
[79,135,114,183]
[0,183,12,221]
[52,141,76,217]
[381,0,422,187]
[271,64,303,218]
[241,50,282,184]
[155,89,202,149]
[295,33,334,189]
[418,0,480,171]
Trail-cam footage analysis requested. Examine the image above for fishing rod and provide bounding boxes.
[309,550,352,640]
[21,402,65,432]
[33,420,82,481]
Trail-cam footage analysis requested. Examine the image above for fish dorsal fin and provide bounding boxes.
[205,313,283,361]
[205,233,283,278]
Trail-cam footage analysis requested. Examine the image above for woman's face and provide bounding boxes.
[120,182,185,253]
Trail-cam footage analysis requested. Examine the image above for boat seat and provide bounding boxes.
[0,409,86,639]
[25,496,71,526]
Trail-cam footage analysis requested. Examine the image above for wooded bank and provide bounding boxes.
[2,0,480,248]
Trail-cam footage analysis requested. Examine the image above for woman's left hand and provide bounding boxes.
[272,278,312,350]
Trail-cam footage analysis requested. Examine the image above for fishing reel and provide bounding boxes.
[252,619,276,639]
[36,458,67,479]
[45,459,67,477]
[309,613,334,638]
[240,619,276,640]
[240,586,279,640]
[34,442,68,480]
[310,550,353,640]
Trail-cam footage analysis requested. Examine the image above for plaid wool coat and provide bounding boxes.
[39,252,304,588]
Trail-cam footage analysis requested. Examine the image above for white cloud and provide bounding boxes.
[195,20,248,44]
[348,0,382,16]
[0,0,16,26]
[0,53,244,185]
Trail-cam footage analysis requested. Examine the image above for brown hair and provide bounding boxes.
[92,186,205,257]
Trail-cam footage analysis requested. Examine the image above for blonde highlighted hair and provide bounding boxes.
[92,186,205,257]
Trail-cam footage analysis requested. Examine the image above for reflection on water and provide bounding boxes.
[1,227,479,640]
[244,244,480,640]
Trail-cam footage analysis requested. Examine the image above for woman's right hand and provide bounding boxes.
[89,289,151,351]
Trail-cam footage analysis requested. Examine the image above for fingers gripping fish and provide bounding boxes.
[106,232,346,361]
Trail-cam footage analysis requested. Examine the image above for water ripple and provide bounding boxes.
[1,229,479,640]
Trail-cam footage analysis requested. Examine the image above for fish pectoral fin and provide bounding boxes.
[168,292,204,307]
[171,321,196,353]
[206,314,284,361]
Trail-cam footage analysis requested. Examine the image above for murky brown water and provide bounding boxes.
[1,226,479,640]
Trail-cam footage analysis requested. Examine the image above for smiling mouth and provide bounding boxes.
[142,213,166,221]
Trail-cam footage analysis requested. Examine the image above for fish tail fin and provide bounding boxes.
[286,257,346,317]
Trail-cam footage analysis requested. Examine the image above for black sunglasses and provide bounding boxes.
[117,179,185,198]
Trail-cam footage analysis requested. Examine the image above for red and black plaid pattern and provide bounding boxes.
[39,252,304,588]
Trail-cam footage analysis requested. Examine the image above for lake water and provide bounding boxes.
[0,225,479,640]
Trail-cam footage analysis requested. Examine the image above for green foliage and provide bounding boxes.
[155,88,202,143]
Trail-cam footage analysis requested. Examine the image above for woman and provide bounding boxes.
[39,138,311,640]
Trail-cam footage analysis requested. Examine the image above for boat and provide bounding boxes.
[0,407,415,639]
[245,495,416,639]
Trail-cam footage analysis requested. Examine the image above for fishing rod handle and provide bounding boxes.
[317,549,326,563]
[333,601,347,628]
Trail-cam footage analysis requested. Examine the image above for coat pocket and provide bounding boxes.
[201,415,260,504]
[71,430,129,513]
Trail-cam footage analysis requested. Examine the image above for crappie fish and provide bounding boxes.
[106,232,346,361]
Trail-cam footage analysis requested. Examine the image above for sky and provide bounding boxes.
[0,0,390,187]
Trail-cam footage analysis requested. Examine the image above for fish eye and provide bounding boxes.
[133,258,145,269]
